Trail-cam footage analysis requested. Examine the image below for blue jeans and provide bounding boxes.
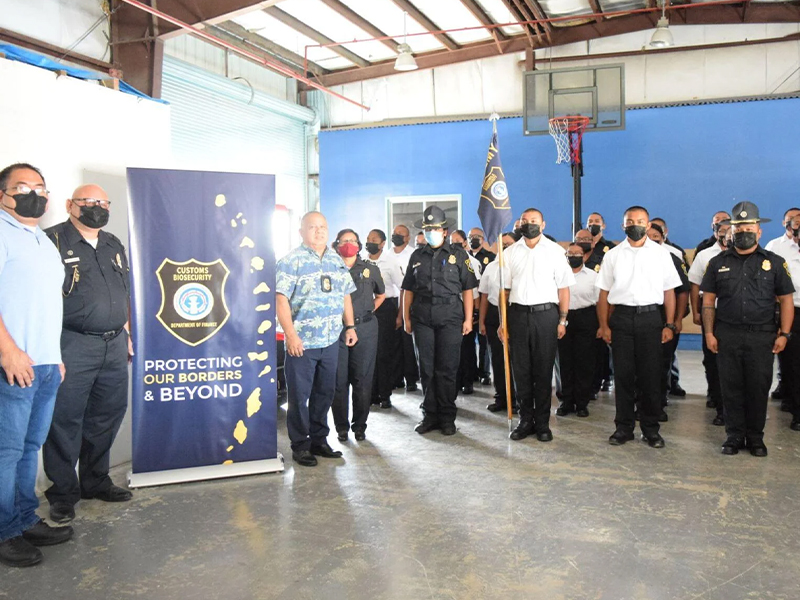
[285,343,339,452]
[0,364,61,542]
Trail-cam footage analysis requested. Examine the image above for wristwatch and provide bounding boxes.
[559,319,568,327]
[779,331,792,340]
[665,323,678,333]
[345,325,356,330]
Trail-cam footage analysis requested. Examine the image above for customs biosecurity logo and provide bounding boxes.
[155,258,231,346]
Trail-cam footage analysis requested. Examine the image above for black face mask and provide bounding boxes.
[576,242,592,254]
[77,205,109,229]
[717,236,728,248]
[567,256,584,269]
[391,234,406,247]
[513,227,522,239]
[733,231,758,250]
[520,223,540,239]
[7,191,47,219]
[365,242,381,255]
[469,238,482,250]
[792,227,800,239]
[625,225,647,242]
[588,224,602,236]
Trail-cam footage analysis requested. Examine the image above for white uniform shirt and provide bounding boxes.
[569,267,599,310]
[365,249,404,298]
[391,245,415,278]
[664,243,683,261]
[467,253,481,299]
[765,233,798,260]
[503,236,575,305]
[478,258,501,306]
[596,237,681,305]
[782,244,800,307]
[687,243,723,286]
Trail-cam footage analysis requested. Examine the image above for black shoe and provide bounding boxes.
[706,399,717,409]
[380,399,393,409]
[712,415,725,426]
[394,382,405,390]
[486,402,507,413]
[310,442,343,458]
[536,430,553,442]
[354,430,366,441]
[0,536,42,567]
[292,450,317,467]
[49,502,75,524]
[721,438,744,455]
[555,405,574,417]
[576,408,589,418]
[590,393,598,401]
[772,385,784,400]
[669,385,686,398]
[658,411,668,422]
[21,519,73,547]
[600,380,611,392]
[405,383,418,392]
[462,384,474,395]
[441,423,457,436]
[415,418,441,434]
[510,420,535,441]
[641,433,665,448]
[511,405,519,415]
[780,401,791,413]
[481,376,492,386]
[791,419,800,431]
[748,443,768,457]
[609,431,635,446]
[337,430,349,442]
[370,398,381,406]
[83,484,132,503]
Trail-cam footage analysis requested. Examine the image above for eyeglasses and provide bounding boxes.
[4,184,49,197]
[71,198,111,209]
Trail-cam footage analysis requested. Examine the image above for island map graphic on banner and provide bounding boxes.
[127,168,279,479]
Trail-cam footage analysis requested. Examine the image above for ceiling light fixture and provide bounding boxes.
[649,1,674,48]
[394,11,418,71]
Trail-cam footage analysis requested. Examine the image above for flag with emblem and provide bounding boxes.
[477,122,512,245]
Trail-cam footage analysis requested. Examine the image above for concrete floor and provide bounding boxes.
[3,350,800,600]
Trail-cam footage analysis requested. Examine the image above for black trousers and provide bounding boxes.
[397,330,419,387]
[485,304,515,405]
[43,329,128,505]
[372,299,401,402]
[715,322,775,443]
[557,306,598,411]
[593,339,613,391]
[701,321,723,417]
[661,332,680,407]
[783,308,800,419]
[456,308,479,388]
[411,300,463,424]
[508,304,559,431]
[333,318,378,434]
[478,333,490,379]
[609,307,663,437]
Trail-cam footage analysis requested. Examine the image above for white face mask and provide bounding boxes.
[424,230,444,247]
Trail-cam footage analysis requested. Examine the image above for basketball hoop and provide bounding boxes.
[548,116,590,165]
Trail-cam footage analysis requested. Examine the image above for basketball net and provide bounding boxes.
[548,116,590,165]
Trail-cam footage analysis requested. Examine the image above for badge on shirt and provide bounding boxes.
[412,262,421,269]
[115,253,123,269]
[321,275,332,292]
[594,265,600,272]
[363,268,370,278]
[603,246,609,253]
[448,255,456,264]
[762,260,771,272]
[483,257,489,264]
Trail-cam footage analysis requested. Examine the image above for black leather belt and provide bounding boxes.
[67,327,124,341]
[615,304,659,314]
[717,321,775,332]
[510,302,556,313]
[354,313,374,324]
[416,296,457,305]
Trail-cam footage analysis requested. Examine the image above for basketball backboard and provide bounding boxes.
[523,64,625,136]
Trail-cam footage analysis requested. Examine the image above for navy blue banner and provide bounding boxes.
[127,168,277,474]
[477,130,512,244]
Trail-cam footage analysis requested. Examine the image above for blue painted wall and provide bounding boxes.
[319,97,800,249]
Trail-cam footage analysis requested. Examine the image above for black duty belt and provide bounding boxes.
[354,313,374,324]
[717,321,775,333]
[510,302,556,313]
[615,304,659,314]
[66,327,124,341]
[416,296,457,305]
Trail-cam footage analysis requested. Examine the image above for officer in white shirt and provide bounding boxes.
[365,229,405,409]
[556,243,599,418]
[597,206,681,449]
[451,230,482,395]
[478,232,518,414]
[688,220,730,424]
[390,224,419,392]
[501,209,574,442]
[782,213,800,432]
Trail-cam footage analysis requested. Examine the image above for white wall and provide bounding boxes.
[0,56,172,485]
[0,0,110,61]
[316,23,800,126]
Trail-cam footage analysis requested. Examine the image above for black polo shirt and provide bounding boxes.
[45,219,130,333]
[700,246,794,326]
[470,247,496,274]
[402,240,478,298]
[348,256,385,319]
[585,237,616,273]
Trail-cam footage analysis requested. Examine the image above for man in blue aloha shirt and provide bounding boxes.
[276,211,358,467]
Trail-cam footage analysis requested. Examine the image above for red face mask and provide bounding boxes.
[337,242,359,258]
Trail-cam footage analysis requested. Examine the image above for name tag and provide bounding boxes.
[64,257,80,264]
[718,266,730,273]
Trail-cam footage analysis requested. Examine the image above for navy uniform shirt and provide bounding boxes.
[671,253,690,295]
[402,241,478,298]
[700,246,794,326]
[46,219,130,334]
[471,248,496,274]
[349,256,385,319]
[585,237,616,273]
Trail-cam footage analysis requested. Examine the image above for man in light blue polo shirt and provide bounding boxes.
[0,163,72,568]
[276,211,357,467]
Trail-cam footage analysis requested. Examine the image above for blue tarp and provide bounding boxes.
[0,42,168,104]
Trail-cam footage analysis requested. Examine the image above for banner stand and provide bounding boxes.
[128,454,284,489]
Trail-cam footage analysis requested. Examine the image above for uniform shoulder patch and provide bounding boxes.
[681,263,688,275]
[465,258,474,273]
[783,261,791,277]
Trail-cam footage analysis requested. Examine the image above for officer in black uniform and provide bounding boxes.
[695,211,732,255]
[402,206,477,435]
[701,201,795,457]
[43,184,132,523]
[584,213,616,273]
[331,229,385,442]
[583,217,616,394]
